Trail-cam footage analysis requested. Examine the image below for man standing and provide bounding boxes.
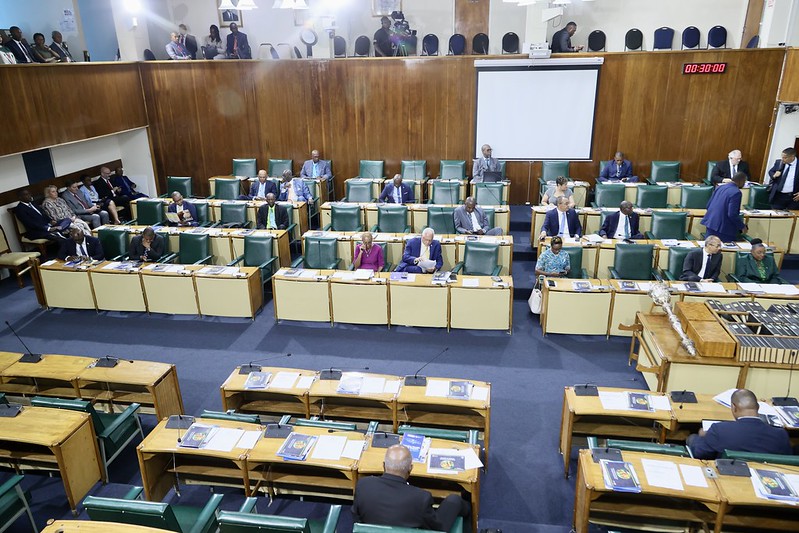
[680,235,723,282]
[379,175,414,204]
[702,171,747,242]
[599,201,643,239]
[300,150,332,181]
[710,149,750,186]
[226,23,251,59]
[768,147,798,210]
[256,193,289,230]
[396,228,443,273]
[539,196,582,239]
[166,32,191,60]
[278,170,313,203]
[472,144,501,183]
[6,26,35,63]
[551,21,583,53]
[58,228,104,261]
[453,197,502,236]
[178,24,198,59]
[128,227,164,262]
[598,152,637,182]
[241,170,277,200]
[49,31,74,62]
[374,16,393,57]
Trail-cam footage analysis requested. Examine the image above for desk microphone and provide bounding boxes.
[319,366,370,381]
[94,355,134,368]
[238,353,292,374]
[772,351,799,407]
[5,321,41,363]
[405,347,449,386]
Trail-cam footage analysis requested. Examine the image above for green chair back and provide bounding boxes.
[598,160,610,175]
[635,185,668,209]
[606,438,690,457]
[178,233,211,264]
[97,228,128,260]
[650,160,681,183]
[268,159,292,177]
[680,185,713,209]
[706,161,716,182]
[244,234,275,267]
[166,176,193,198]
[722,450,799,467]
[593,183,626,208]
[648,211,688,240]
[359,160,384,179]
[401,160,426,180]
[345,181,374,203]
[427,207,456,235]
[0,475,35,533]
[483,207,495,229]
[84,497,184,532]
[439,160,466,180]
[233,158,257,178]
[542,160,570,181]
[293,418,357,431]
[430,181,460,205]
[221,202,249,227]
[137,200,165,226]
[199,410,260,424]
[303,180,319,200]
[561,246,586,279]
[354,525,446,533]
[215,178,241,201]
[498,160,507,178]
[611,243,654,280]
[194,202,211,226]
[459,240,500,276]
[219,513,312,533]
[473,183,504,205]
[398,425,477,444]
[330,204,363,232]
[746,184,770,210]
[303,236,339,269]
[376,205,409,233]
[664,246,692,281]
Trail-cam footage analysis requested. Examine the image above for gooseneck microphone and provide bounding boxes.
[319,366,370,381]
[773,351,799,407]
[238,353,292,374]
[94,355,135,368]
[5,321,41,363]
[404,347,449,386]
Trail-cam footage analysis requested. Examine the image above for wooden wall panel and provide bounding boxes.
[779,48,799,103]
[455,0,490,52]
[0,63,147,157]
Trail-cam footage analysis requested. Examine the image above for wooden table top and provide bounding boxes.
[2,353,96,380]
[138,417,262,458]
[0,406,90,447]
[564,386,674,422]
[0,351,22,373]
[221,366,317,394]
[42,520,172,533]
[78,359,175,387]
[309,372,401,402]
[396,378,491,409]
[359,436,480,483]
[714,460,799,507]
[247,425,363,471]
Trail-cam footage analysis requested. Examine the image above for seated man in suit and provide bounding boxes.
[702,172,747,243]
[352,444,470,530]
[680,235,723,281]
[379,174,414,204]
[240,170,278,200]
[112,167,148,199]
[472,144,501,183]
[711,149,750,186]
[58,227,104,261]
[278,170,314,203]
[128,227,164,262]
[599,201,643,240]
[49,31,75,62]
[688,389,792,459]
[396,227,443,273]
[14,189,68,242]
[256,193,289,230]
[165,32,191,60]
[454,197,502,236]
[95,166,131,216]
[167,192,198,227]
[61,181,109,229]
[768,147,798,210]
[598,151,637,183]
[539,196,582,240]
[300,150,332,181]
[6,26,34,63]
[226,23,251,59]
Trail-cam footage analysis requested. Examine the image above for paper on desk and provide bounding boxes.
[786,474,799,496]
[342,439,366,460]
[299,270,319,279]
[760,284,799,296]
[383,380,401,394]
[713,388,736,408]
[649,395,671,411]
[360,377,386,395]
[471,386,489,402]
[671,283,687,292]
[676,241,697,248]
[679,464,708,488]
[641,458,684,491]
[332,272,356,280]
[737,242,753,250]
[425,380,450,398]
[636,282,652,292]
[41,259,57,266]
[738,283,765,293]
[269,371,300,389]
[702,420,721,432]
[310,435,347,460]
[426,447,483,472]
[699,282,725,293]
[204,428,245,452]
[598,391,629,411]
[236,430,261,449]
[462,278,480,288]
[296,375,315,389]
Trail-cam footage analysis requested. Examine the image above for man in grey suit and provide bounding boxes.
[300,150,332,181]
[62,180,109,228]
[49,31,74,62]
[472,144,501,183]
[453,197,502,236]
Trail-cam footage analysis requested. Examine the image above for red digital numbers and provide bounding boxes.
[683,62,727,75]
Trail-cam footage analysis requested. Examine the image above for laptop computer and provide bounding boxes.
[483,171,502,183]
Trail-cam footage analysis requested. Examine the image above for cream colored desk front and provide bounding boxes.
[273,269,332,323]
[89,261,147,312]
[39,260,96,309]
[388,273,450,329]
[330,272,390,325]
[541,279,612,335]
[449,276,513,331]
[194,266,262,319]
[140,264,201,315]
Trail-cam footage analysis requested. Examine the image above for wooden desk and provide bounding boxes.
[308,372,400,424]
[42,521,170,533]
[541,279,613,335]
[0,407,102,511]
[89,262,147,312]
[140,264,201,315]
[0,351,21,374]
[330,273,390,325]
[661,393,734,442]
[39,260,97,310]
[0,354,95,399]
[273,269,332,323]
[389,274,449,329]
[449,276,513,332]
[220,366,315,417]
[194,266,263,319]
[229,229,291,268]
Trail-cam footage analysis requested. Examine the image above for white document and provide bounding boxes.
[699,282,725,293]
[269,371,300,389]
[236,430,261,449]
[166,212,181,223]
[679,464,708,488]
[462,278,480,288]
[299,270,319,279]
[418,259,436,270]
[676,241,696,248]
[102,262,121,269]
[637,283,652,292]
[760,284,799,295]
[641,458,684,491]
[702,420,721,432]
[310,435,347,461]
[598,391,630,411]
[713,388,736,408]
[383,380,401,394]
[661,239,678,247]
[786,474,799,496]
[471,386,489,402]
[342,439,366,460]
[461,447,484,470]
[737,242,753,250]
[41,260,57,266]
[758,402,784,427]
[332,272,356,280]
[204,428,245,452]
[425,380,450,398]
[360,377,387,395]
[738,283,765,293]
[649,395,671,411]
[583,234,603,244]
[353,269,374,280]
[296,375,315,389]
[671,283,687,291]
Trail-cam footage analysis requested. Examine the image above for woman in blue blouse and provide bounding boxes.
[535,236,571,277]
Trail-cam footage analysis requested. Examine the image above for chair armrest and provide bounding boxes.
[99,403,140,439]
[452,262,464,274]
[644,231,655,239]
[188,493,225,533]
[322,505,342,533]
[157,253,178,264]
[228,255,245,267]
[382,262,392,272]
[590,202,599,208]
[370,224,379,232]
[324,259,342,269]
[739,232,753,242]
[366,421,379,435]
[491,265,502,276]
[653,269,665,282]
[467,430,479,445]
[726,273,740,283]
[322,223,332,231]
[341,197,349,203]
[207,195,217,199]
[348,263,356,271]
[158,193,169,198]
[775,275,789,285]
[646,178,657,185]
[238,497,259,513]
[192,255,214,265]
[110,253,127,261]
[0,475,23,497]
[243,221,252,229]
[122,486,144,500]
[258,257,277,273]
[608,267,621,279]
[279,414,292,424]
[702,177,712,186]
[290,256,304,268]
[403,226,411,233]
[683,232,694,240]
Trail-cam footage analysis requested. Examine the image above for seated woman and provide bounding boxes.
[41,185,92,236]
[31,32,60,63]
[81,175,121,225]
[534,236,570,278]
[353,232,384,272]
[540,176,575,208]
[203,25,226,59]
[737,239,786,284]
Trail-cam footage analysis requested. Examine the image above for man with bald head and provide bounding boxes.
[352,444,469,530]
[300,150,332,182]
[396,228,443,273]
[599,201,642,240]
[687,389,791,459]
[472,144,501,183]
[453,197,502,236]
[710,149,750,186]
[95,166,131,216]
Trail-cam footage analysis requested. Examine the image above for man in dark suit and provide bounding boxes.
[167,192,199,226]
[768,147,798,210]
[226,23,251,59]
[14,189,68,241]
[680,235,723,281]
[49,31,75,62]
[550,21,583,53]
[178,25,198,59]
[599,201,643,239]
[379,175,414,204]
[598,152,637,182]
[702,172,747,243]
[240,170,278,200]
[688,389,792,459]
[95,166,131,215]
[352,444,469,530]
[6,26,35,63]
[539,196,582,240]
[128,227,164,262]
[710,149,750,186]
[256,193,289,230]
[396,228,443,273]
[58,228,104,261]
[112,167,147,199]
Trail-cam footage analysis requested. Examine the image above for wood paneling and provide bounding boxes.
[779,48,799,103]
[454,0,489,52]
[741,0,765,49]
[0,63,147,157]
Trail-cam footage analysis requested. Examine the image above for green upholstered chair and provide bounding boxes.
[429,181,461,205]
[135,200,166,226]
[218,501,341,533]
[605,439,691,457]
[472,182,505,205]
[561,246,589,279]
[634,185,668,209]
[97,228,128,260]
[438,160,466,180]
[84,491,224,533]
[324,204,363,232]
[277,201,300,250]
[372,205,410,233]
[177,233,213,264]
[592,183,626,208]
[344,180,376,203]
[354,519,463,533]
[401,160,427,180]
[483,208,496,230]
[303,179,320,222]
[233,158,257,178]
[220,202,252,229]
[645,211,692,240]
[346,242,391,272]
[608,243,656,280]
[228,234,278,290]
[427,207,456,235]
[291,236,341,269]
[452,240,501,276]
[0,475,36,533]
[268,159,292,177]
[598,160,611,176]
[292,418,358,431]
[746,184,771,210]
[595,211,610,234]
[676,185,713,209]
[704,160,716,185]
[358,160,385,180]
[398,425,478,445]
[721,450,799,467]
[498,160,507,178]
[199,410,260,424]
[155,230,178,264]
[193,202,216,227]
[214,178,242,201]
[542,160,570,181]
[726,251,787,284]
[162,176,194,199]
[648,160,681,184]
[30,396,142,481]
[658,246,692,281]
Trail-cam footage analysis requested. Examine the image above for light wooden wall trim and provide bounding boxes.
[778,48,799,103]
[454,0,490,53]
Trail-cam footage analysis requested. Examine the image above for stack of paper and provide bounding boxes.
[269,371,300,389]
[641,458,684,491]
[309,435,347,461]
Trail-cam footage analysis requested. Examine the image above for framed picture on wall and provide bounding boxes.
[219,9,243,29]
[294,9,311,27]
[372,0,401,17]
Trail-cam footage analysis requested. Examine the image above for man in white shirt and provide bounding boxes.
[680,235,723,282]
[710,149,750,186]
[768,147,798,210]
[598,201,643,240]
[6,26,35,63]
[453,197,502,236]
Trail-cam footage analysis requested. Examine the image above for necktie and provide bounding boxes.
[27,203,42,217]
[732,164,737,175]
[180,35,185,45]
[234,36,239,54]
[268,206,276,228]
[394,187,401,204]
[105,179,116,197]
[616,165,621,178]
[18,41,33,62]
[624,216,630,238]
[79,243,87,257]
[559,211,566,236]
[74,192,89,209]
[313,162,319,178]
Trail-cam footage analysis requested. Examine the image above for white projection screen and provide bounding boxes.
[475,66,601,160]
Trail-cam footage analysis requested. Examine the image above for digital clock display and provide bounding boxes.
[682,62,728,75]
